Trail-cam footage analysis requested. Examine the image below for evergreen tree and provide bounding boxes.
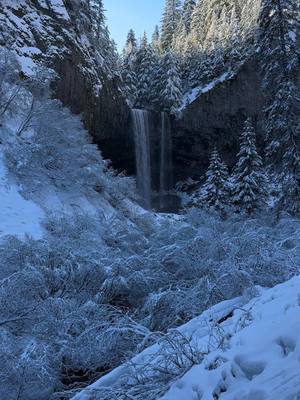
[149,54,163,109]
[89,0,105,39]
[190,0,203,45]
[123,29,137,58]
[172,0,195,52]
[161,0,182,52]
[232,118,268,214]
[135,34,157,108]
[152,25,161,53]
[120,29,138,105]
[160,51,182,112]
[200,148,230,211]
[182,0,196,35]
[259,0,300,214]
[224,8,243,68]
[120,56,137,106]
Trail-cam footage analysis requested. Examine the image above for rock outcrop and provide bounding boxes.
[172,59,265,182]
[0,0,133,168]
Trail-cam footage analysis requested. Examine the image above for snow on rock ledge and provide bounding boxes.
[179,71,234,112]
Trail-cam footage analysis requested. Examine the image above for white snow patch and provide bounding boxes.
[160,275,300,400]
[73,274,300,400]
[17,55,37,75]
[288,31,296,43]
[0,151,44,239]
[49,0,70,20]
[179,71,234,111]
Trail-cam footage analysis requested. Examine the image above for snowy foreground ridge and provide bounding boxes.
[74,275,300,400]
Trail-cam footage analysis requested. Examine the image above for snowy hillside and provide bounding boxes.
[0,152,43,239]
[0,1,300,399]
[161,275,300,400]
[73,275,300,400]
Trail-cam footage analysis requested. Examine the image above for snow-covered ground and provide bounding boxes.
[161,275,300,400]
[73,275,300,400]
[0,151,44,239]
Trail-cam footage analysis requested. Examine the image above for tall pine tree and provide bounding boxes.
[152,25,161,53]
[123,29,137,58]
[121,29,138,106]
[199,148,230,211]
[182,0,196,35]
[161,0,182,52]
[160,51,182,112]
[232,118,268,214]
[259,0,300,214]
[135,34,157,108]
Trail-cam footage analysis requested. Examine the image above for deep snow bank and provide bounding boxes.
[73,274,300,400]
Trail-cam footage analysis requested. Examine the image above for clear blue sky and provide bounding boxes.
[104,0,165,52]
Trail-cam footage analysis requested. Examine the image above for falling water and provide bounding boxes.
[132,109,152,209]
[159,111,173,210]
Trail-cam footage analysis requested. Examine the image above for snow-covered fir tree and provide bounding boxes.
[121,29,138,105]
[72,0,118,71]
[120,57,137,106]
[135,33,157,108]
[224,8,243,68]
[232,118,268,214]
[199,148,230,211]
[160,0,182,52]
[160,50,183,112]
[182,0,196,35]
[259,0,300,214]
[89,0,105,39]
[152,25,161,53]
[123,29,137,58]
[172,0,196,53]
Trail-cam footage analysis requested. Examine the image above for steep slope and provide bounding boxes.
[0,0,132,168]
[73,275,300,400]
[171,0,300,183]
[0,152,44,239]
[160,275,300,400]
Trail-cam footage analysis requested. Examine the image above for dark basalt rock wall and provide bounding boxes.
[53,55,133,173]
[172,59,265,182]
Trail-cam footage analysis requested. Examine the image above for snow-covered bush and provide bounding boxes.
[1,50,300,400]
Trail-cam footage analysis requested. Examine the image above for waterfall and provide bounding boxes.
[132,109,152,209]
[159,111,173,210]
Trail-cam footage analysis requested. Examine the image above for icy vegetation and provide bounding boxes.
[74,275,300,400]
[0,50,299,399]
[161,275,300,400]
[0,0,299,399]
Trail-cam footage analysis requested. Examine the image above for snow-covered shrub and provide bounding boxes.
[0,332,59,400]
[1,50,300,400]
[91,331,203,400]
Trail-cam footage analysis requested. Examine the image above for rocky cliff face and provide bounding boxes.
[172,58,265,182]
[0,0,132,168]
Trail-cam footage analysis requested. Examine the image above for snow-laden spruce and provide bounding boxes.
[198,148,230,211]
[259,0,300,215]
[231,118,268,214]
